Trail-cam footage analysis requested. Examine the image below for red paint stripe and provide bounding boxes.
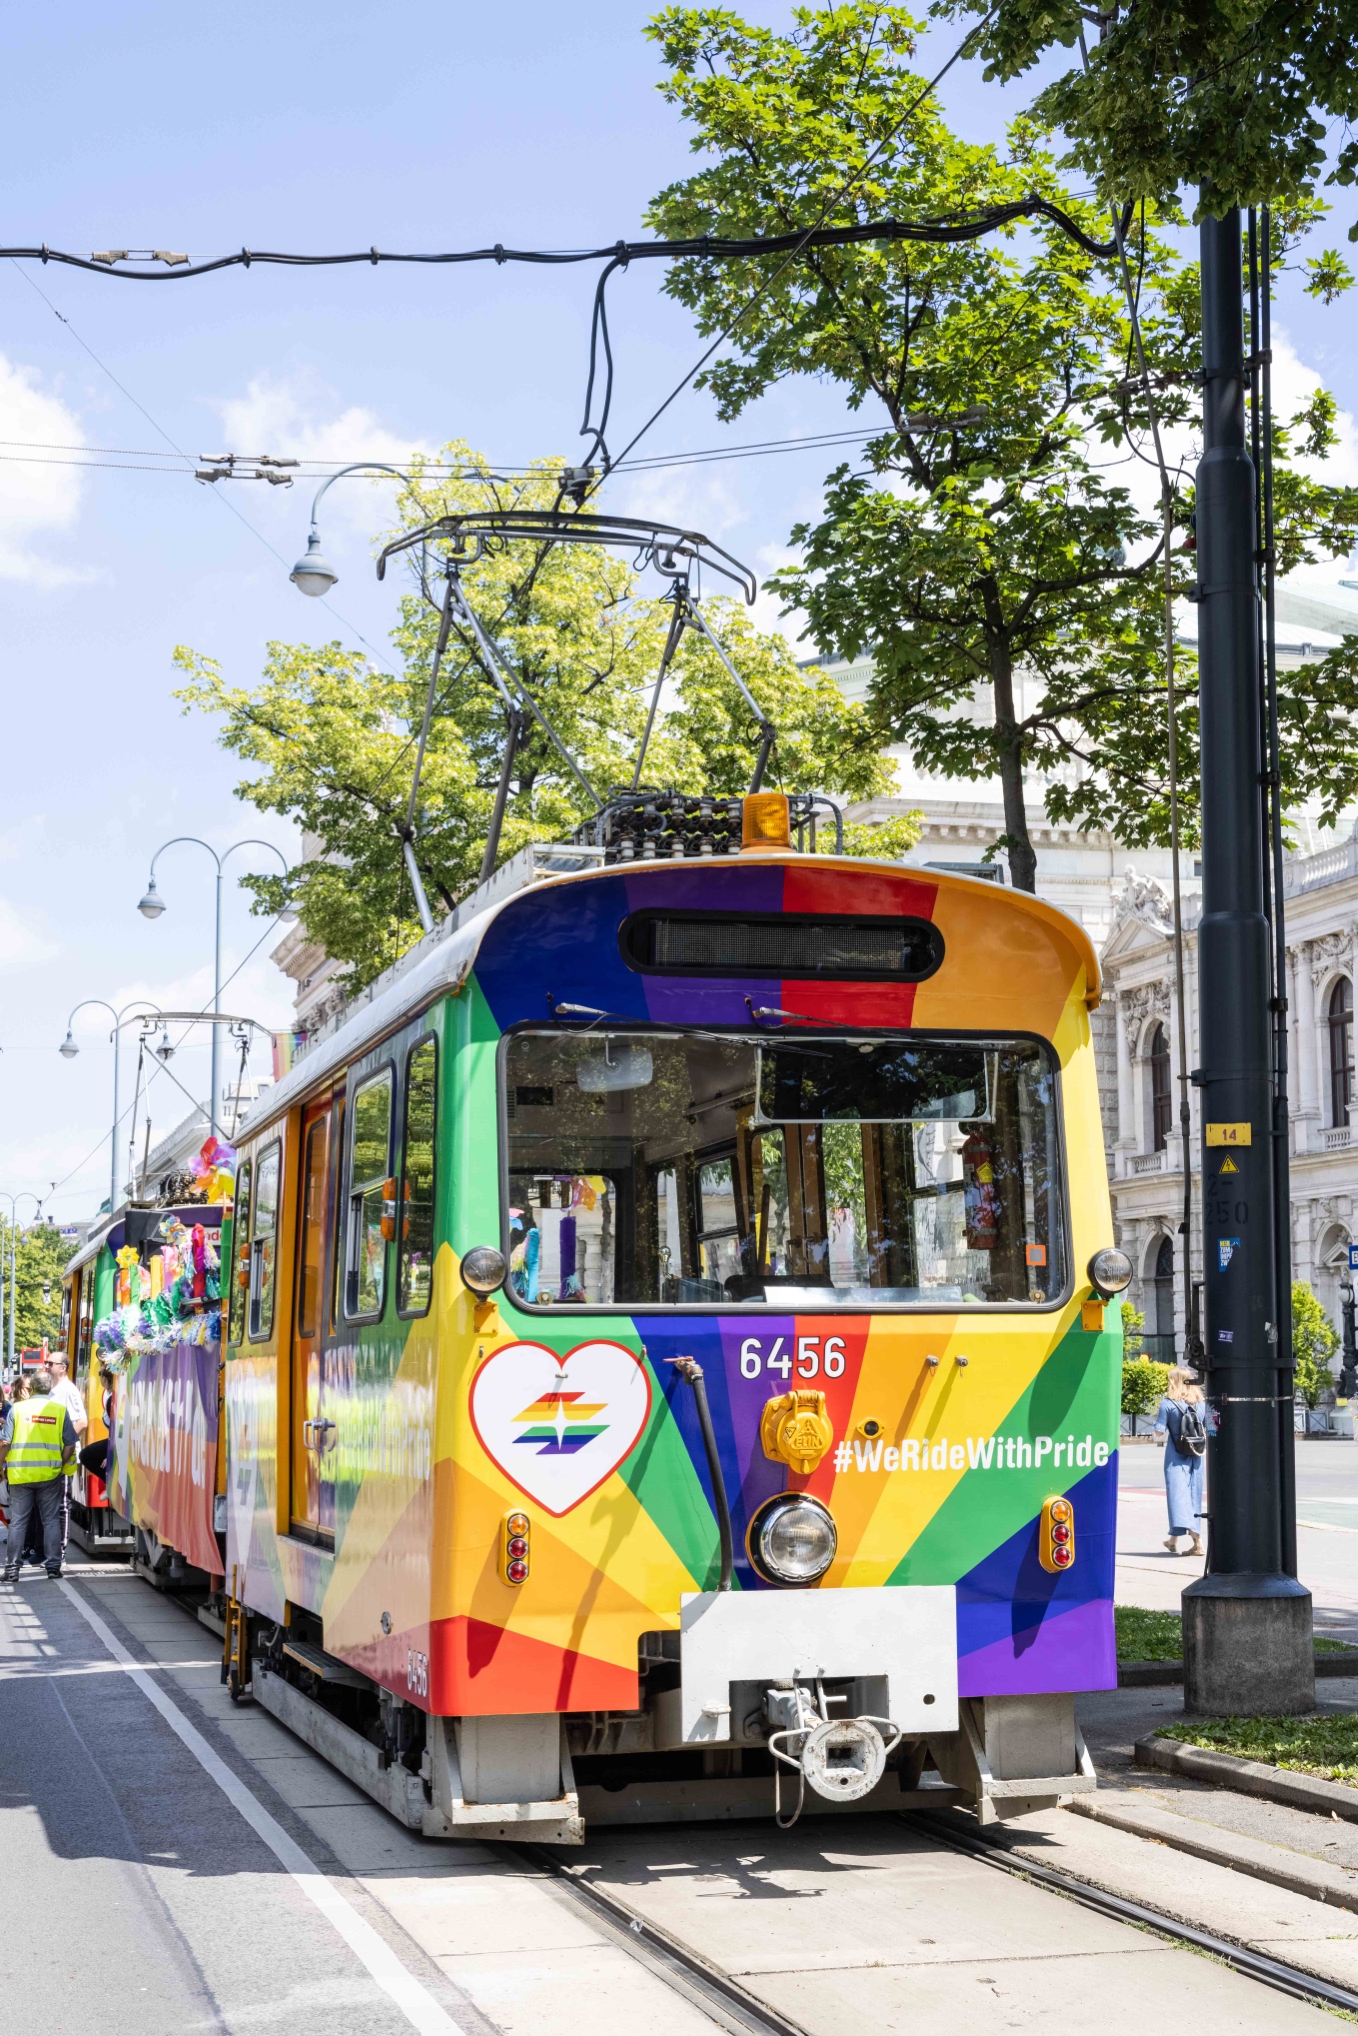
[787,1316,871,1503]
[777,864,940,1026]
[430,1613,639,1716]
[782,864,940,919]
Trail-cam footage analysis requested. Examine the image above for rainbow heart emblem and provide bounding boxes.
[469,1339,652,1515]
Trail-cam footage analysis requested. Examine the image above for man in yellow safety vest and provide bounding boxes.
[1,1366,77,1580]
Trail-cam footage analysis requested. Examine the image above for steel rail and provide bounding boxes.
[906,1810,1358,2018]
[494,1842,811,2036]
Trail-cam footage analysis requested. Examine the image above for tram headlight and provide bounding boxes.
[462,1246,508,1296]
[1087,1247,1133,1299]
[747,1493,837,1587]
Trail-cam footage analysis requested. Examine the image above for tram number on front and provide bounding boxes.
[739,1335,845,1381]
[407,1648,429,1699]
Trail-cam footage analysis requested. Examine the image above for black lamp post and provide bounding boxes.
[1180,204,1313,1715]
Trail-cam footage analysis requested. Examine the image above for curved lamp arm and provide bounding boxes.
[291,463,412,597]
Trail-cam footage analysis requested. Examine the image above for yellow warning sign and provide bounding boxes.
[1206,1122,1251,1146]
[1220,1156,1239,1174]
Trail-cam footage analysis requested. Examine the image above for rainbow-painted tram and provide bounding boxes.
[159,790,1120,1841]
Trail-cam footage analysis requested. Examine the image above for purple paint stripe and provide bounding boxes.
[958,1596,1116,1697]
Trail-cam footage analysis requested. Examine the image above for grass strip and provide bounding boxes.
[1157,1712,1358,1784]
[1116,1604,1358,1663]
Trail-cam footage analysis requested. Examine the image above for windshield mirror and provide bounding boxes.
[503,1030,1065,1311]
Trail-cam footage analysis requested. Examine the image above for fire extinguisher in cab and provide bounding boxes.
[962,1128,999,1251]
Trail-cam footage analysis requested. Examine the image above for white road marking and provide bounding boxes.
[1,1656,216,1678]
[60,1583,467,2036]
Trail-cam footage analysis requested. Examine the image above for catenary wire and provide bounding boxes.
[7,259,398,674]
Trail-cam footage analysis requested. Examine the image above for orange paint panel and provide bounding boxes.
[431,1612,639,1715]
[915,884,1089,1037]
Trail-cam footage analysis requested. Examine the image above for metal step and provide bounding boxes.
[281,1637,372,1688]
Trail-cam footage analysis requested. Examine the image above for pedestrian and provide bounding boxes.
[45,1351,88,1565]
[4,1374,36,1565]
[0,1366,77,1580]
[1155,1365,1207,1557]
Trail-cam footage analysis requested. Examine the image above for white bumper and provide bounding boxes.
[678,1585,958,1743]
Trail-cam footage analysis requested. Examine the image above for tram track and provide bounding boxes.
[496,1841,811,2036]
[501,1807,1358,2030]
[906,1810,1358,2020]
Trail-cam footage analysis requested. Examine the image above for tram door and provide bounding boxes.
[292,1095,338,1540]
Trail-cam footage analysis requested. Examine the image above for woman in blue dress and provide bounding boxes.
[1155,1367,1206,1556]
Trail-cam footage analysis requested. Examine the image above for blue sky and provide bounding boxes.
[2,1,1355,1223]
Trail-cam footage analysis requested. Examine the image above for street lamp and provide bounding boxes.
[0,1191,42,1376]
[58,999,163,1215]
[289,463,411,597]
[136,838,288,1138]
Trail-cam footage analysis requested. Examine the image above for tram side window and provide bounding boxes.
[346,1068,394,1319]
[504,1030,1066,1310]
[230,1160,252,1345]
[399,1038,437,1316]
[249,1146,280,1339]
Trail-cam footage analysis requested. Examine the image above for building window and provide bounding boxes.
[1148,1235,1175,1363]
[1149,1023,1172,1152]
[1330,978,1354,1128]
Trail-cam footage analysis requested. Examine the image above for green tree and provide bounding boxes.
[645,5,1358,887]
[0,1222,67,1353]
[1121,1330,1169,1434]
[940,0,1358,220]
[1293,1279,1340,1415]
[177,449,896,992]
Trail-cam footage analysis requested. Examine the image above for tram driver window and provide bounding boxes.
[504,1031,1066,1309]
[398,1038,437,1315]
[248,1146,279,1339]
[346,1068,394,1319]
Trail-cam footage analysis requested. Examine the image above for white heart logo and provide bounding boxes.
[469,1339,653,1516]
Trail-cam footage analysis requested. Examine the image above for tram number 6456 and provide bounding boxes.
[740,1335,845,1381]
[407,1648,429,1699]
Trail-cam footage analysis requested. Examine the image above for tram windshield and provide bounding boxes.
[503,1030,1066,1310]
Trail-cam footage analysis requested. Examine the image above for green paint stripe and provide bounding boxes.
[886,1325,1121,1585]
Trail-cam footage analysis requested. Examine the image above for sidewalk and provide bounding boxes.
[1116,1485,1358,1643]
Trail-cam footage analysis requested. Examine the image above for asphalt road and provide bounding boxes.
[1117,1436,1358,1634]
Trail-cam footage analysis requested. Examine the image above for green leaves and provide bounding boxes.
[647,6,1358,884]
[940,0,1358,216]
[1293,1279,1340,1407]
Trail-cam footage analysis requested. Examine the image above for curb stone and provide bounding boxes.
[1135,1733,1358,1821]
[1119,1654,1358,1688]
[1067,1788,1358,1916]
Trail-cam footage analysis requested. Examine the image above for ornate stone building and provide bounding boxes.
[1099,830,1358,1360]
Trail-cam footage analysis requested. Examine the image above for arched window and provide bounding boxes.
[1152,1235,1175,1346]
[1149,1022,1172,1152]
[1330,978,1354,1129]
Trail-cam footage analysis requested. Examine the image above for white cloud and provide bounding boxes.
[0,894,59,971]
[211,372,436,535]
[1271,330,1358,487]
[0,355,88,584]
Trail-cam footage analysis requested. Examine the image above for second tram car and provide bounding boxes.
[200,792,1124,1839]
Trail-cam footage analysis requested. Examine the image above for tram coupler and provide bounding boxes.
[765,1679,903,1828]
